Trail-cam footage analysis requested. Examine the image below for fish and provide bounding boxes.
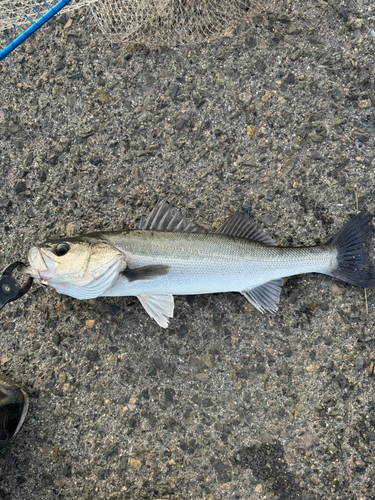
[21,200,375,328]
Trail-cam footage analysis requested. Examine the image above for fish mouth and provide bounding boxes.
[18,263,39,278]
[18,263,42,281]
[18,247,52,282]
[17,263,30,274]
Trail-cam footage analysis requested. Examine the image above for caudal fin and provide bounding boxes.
[327,211,375,288]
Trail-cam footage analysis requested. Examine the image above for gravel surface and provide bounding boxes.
[0,1,375,499]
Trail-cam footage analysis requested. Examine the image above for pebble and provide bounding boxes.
[2,322,14,332]
[51,447,60,463]
[355,356,364,370]
[331,283,347,295]
[85,349,99,362]
[170,86,179,100]
[247,125,258,137]
[238,91,252,104]
[128,458,142,471]
[261,90,272,103]
[14,181,26,194]
[0,198,11,208]
[283,72,295,85]
[67,95,77,108]
[358,99,372,109]
[94,88,109,102]
[109,354,118,366]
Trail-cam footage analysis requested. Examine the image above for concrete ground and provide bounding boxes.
[0,1,375,498]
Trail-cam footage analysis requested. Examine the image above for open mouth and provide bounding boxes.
[18,263,44,282]
[17,263,30,275]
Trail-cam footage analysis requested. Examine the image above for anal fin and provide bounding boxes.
[138,294,174,328]
[242,279,284,314]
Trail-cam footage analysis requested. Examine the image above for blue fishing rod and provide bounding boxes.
[0,0,71,61]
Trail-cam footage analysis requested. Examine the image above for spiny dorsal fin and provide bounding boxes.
[216,212,276,245]
[242,279,284,313]
[134,200,205,233]
[138,293,174,328]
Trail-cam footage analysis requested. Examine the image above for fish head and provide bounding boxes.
[22,235,126,299]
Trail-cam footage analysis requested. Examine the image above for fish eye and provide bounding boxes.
[55,243,70,256]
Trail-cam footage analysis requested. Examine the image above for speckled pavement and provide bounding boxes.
[0,1,375,498]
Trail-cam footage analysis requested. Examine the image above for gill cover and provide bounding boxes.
[27,239,125,300]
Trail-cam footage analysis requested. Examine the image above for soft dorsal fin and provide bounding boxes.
[134,200,205,233]
[216,212,276,245]
[137,293,174,328]
[241,279,284,313]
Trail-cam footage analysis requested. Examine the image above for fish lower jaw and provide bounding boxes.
[18,264,33,276]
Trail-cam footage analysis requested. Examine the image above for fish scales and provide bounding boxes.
[102,230,335,297]
[21,200,375,328]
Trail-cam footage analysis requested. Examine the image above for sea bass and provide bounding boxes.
[22,201,375,327]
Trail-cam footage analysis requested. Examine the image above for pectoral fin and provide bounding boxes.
[124,265,170,282]
[137,294,174,328]
[242,279,284,313]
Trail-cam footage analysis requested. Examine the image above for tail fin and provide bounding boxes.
[327,211,375,288]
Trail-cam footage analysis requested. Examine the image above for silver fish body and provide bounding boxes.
[102,230,335,297]
[22,201,375,327]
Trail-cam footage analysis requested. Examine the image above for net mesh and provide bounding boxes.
[89,0,266,47]
[1,0,273,48]
[0,0,96,34]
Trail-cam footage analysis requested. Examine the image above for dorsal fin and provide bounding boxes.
[134,200,205,233]
[215,212,276,245]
